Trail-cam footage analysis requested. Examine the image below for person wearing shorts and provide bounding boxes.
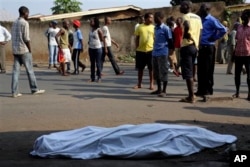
[179,1,202,103]
[134,13,154,90]
[56,20,71,76]
[151,12,174,97]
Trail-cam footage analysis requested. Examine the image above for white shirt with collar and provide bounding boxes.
[0,25,11,42]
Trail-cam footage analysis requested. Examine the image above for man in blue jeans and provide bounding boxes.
[11,6,45,98]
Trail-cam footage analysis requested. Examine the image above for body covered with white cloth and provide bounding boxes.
[30,123,237,159]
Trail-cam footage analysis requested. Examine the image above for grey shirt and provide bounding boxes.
[11,17,30,55]
[228,30,236,46]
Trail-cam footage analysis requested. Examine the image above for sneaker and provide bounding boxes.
[12,93,22,98]
[32,89,45,95]
[0,70,6,74]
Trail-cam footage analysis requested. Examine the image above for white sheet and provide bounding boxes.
[30,123,237,159]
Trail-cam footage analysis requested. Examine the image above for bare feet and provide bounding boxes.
[62,73,69,76]
[133,85,142,89]
[87,79,95,83]
[149,87,154,90]
[116,70,125,76]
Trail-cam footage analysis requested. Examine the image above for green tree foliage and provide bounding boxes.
[51,0,82,14]
[170,0,246,6]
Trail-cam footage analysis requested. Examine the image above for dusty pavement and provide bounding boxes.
[0,63,249,167]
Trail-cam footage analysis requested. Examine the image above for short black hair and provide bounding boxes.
[181,0,192,9]
[154,12,164,19]
[19,6,29,16]
[92,17,100,28]
[144,13,153,20]
[200,3,211,12]
[104,16,110,23]
[242,9,250,18]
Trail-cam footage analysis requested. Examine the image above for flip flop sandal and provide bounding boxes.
[133,85,143,89]
[179,97,195,103]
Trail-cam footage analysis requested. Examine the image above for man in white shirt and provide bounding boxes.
[45,20,60,69]
[101,17,124,75]
[0,24,11,73]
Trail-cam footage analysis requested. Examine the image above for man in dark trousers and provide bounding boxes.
[101,17,124,75]
[179,1,202,103]
[196,3,226,96]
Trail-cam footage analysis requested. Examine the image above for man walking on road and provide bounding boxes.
[0,23,11,74]
[11,6,45,98]
[101,17,124,75]
[179,1,202,103]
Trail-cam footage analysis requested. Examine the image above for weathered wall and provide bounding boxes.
[142,1,226,21]
[1,20,136,63]
[1,1,227,63]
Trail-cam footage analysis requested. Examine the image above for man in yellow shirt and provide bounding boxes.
[179,1,202,103]
[134,13,154,90]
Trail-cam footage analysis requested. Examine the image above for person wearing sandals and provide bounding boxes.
[179,1,202,103]
[151,12,174,97]
[55,20,72,76]
[88,17,105,82]
[134,13,155,90]
[72,20,86,75]
[233,9,250,101]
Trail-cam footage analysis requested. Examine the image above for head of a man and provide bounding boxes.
[176,17,183,26]
[241,9,250,26]
[180,1,192,14]
[199,3,210,18]
[137,15,144,24]
[62,20,70,29]
[104,17,112,25]
[154,12,164,25]
[19,6,29,20]
[51,20,58,28]
[90,17,100,29]
[144,13,154,25]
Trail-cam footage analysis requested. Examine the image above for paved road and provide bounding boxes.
[0,63,249,167]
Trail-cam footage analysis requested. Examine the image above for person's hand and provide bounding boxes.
[115,43,119,49]
[208,36,215,42]
[105,47,108,54]
[0,41,7,45]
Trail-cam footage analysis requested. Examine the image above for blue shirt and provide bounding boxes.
[200,14,227,45]
[152,23,172,57]
[73,29,83,49]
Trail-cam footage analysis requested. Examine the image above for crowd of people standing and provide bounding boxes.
[1,1,250,101]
